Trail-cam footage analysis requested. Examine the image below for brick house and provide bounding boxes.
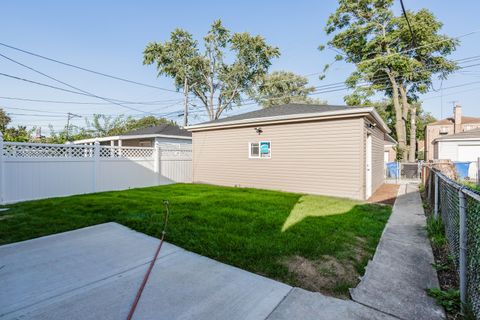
[424,105,480,161]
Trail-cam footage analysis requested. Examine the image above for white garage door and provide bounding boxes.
[458,145,480,161]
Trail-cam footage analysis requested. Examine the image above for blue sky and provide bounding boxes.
[1,0,480,132]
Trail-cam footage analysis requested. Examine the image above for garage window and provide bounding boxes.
[249,141,271,158]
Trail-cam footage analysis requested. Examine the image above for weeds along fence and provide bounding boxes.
[424,166,480,317]
[0,135,192,204]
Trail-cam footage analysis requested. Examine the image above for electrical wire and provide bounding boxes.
[0,53,157,115]
[0,42,182,94]
[399,0,417,48]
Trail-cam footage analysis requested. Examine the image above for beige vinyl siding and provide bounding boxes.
[369,121,385,196]
[193,117,365,199]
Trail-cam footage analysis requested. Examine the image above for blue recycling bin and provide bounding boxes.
[453,161,471,180]
[386,162,399,178]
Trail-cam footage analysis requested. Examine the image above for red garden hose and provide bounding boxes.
[126,200,170,320]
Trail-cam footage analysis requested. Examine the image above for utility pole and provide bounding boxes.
[183,77,189,127]
[66,112,81,141]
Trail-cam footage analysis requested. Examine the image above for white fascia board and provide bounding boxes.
[435,137,480,143]
[187,107,391,133]
[73,134,191,144]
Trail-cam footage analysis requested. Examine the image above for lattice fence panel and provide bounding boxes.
[99,146,154,158]
[2,143,94,158]
[160,147,192,159]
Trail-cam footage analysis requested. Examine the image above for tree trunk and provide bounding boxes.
[409,104,417,162]
[398,85,411,161]
[388,74,407,161]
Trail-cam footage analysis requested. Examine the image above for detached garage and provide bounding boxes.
[434,128,480,179]
[187,104,390,200]
[434,129,480,161]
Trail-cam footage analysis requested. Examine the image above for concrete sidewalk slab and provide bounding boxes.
[266,288,396,320]
[350,184,445,320]
[0,223,291,320]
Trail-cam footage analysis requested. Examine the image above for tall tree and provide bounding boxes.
[144,20,280,121]
[46,115,174,143]
[374,99,436,143]
[3,126,31,142]
[324,0,457,160]
[251,71,323,108]
[47,125,94,144]
[143,29,200,126]
[124,116,174,132]
[85,114,176,137]
[86,114,127,137]
[0,108,12,132]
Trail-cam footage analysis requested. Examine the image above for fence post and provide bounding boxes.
[397,161,400,183]
[434,173,439,219]
[93,140,100,192]
[427,167,432,201]
[477,157,480,186]
[154,141,161,185]
[458,188,467,313]
[0,132,4,204]
[65,141,72,158]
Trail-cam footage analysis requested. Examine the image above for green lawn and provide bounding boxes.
[0,183,391,297]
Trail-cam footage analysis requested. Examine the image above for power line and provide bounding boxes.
[2,106,69,115]
[7,112,70,118]
[0,52,156,115]
[0,72,153,115]
[0,42,333,95]
[0,95,184,105]
[0,42,182,94]
[399,0,417,48]
[5,52,480,125]
[0,72,185,117]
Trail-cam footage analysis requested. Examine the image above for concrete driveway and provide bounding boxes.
[0,223,394,320]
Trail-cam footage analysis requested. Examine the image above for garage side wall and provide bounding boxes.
[369,121,385,197]
[192,117,365,200]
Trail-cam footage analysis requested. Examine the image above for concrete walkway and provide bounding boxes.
[350,183,445,320]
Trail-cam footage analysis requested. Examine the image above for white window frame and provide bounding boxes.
[248,141,271,159]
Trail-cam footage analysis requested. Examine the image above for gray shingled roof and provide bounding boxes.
[197,104,359,125]
[435,128,480,141]
[123,124,192,137]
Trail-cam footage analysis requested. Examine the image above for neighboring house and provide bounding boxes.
[434,128,480,160]
[425,104,480,161]
[74,124,192,147]
[434,128,480,179]
[384,134,397,163]
[187,104,390,200]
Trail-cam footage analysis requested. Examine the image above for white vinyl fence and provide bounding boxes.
[0,135,192,204]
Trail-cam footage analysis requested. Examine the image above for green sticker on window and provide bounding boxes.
[260,142,270,154]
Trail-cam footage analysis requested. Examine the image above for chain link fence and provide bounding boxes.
[425,166,480,318]
[385,162,422,182]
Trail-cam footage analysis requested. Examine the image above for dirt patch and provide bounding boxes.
[368,184,400,206]
[283,241,370,299]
